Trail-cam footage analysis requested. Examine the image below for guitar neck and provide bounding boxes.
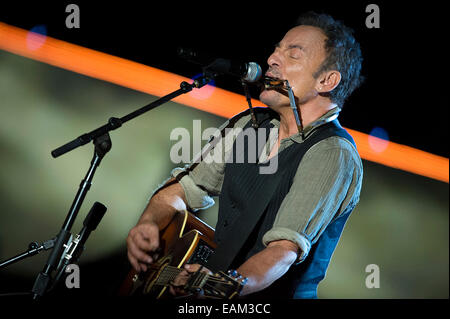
[154,265,183,286]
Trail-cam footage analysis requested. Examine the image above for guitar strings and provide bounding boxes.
[148,265,235,285]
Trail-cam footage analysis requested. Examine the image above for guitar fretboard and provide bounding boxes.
[154,265,182,286]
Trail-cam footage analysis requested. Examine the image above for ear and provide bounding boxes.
[316,70,341,93]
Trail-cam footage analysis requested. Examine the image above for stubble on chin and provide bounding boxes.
[259,89,286,111]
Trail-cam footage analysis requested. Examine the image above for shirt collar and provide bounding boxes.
[270,107,341,143]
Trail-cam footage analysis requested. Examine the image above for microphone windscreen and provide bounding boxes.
[83,202,107,230]
[244,62,262,82]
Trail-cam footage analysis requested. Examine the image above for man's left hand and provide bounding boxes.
[169,263,212,298]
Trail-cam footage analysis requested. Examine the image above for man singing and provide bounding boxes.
[126,11,364,299]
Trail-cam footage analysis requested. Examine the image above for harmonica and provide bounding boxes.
[263,76,287,90]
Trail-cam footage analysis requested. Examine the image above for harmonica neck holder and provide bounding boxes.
[242,81,258,128]
[284,80,305,139]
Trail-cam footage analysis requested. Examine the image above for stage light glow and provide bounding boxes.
[189,74,216,100]
[26,25,47,51]
[368,127,389,153]
[0,22,448,183]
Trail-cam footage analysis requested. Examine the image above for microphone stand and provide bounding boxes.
[27,74,214,300]
[0,239,55,297]
[0,239,56,270]
[30,134,110,300]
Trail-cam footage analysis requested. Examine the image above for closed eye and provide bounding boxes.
[288,45,304,59]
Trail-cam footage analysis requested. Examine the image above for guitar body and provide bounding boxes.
[118,210,216,298]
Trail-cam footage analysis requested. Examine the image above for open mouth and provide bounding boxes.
[263,76,286,90]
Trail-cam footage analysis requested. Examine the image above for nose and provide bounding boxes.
[267,47,282,69]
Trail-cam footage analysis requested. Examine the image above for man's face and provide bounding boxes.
[260,25,328,108]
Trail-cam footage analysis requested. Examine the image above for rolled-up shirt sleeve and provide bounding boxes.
[171,165,218,211]
[262,137,363,263]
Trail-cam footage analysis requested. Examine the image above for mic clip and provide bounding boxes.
[60,234,78,267]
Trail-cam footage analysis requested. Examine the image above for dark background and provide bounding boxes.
[0,0,448,306]
[0,0,448,157]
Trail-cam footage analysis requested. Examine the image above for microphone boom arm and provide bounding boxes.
[51,76,212,158]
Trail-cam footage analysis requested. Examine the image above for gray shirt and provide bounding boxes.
[169,107,363,263]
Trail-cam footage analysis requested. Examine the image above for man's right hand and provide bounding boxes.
[126,221,160,273]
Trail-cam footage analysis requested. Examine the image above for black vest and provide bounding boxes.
[206,107,357,299]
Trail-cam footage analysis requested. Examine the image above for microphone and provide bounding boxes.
[70,201,107,263]
[52,202,107,289]
[177,47,262,83]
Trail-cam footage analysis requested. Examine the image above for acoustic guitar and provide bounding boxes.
[118,210,245,299]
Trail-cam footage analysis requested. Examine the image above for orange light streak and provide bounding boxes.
[0,22,448,183]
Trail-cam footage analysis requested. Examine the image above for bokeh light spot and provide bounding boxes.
[368,126,389,153]
[188,73,216,100]
[26,25,47,51]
